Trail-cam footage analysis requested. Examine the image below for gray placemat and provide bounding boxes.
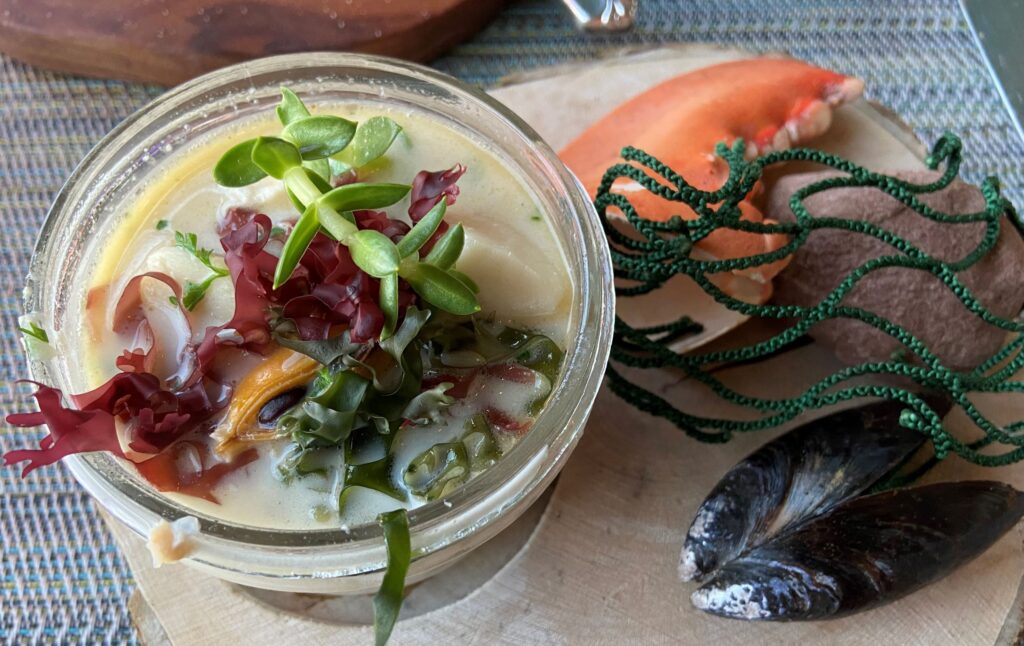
[2,0,1019,643]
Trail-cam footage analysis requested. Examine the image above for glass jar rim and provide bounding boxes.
[25,52,614,578]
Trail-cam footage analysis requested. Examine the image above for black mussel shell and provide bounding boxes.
[691,481,1024,620]
[258,387,306,427]
[680,400,933,583]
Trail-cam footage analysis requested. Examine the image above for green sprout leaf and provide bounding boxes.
[402,263,480,315]
[374,509,410,646]
[283,115,358,160]
[318,182,410,213]
[380,273,399,340]
[276,87,311,125]
[274,201,321,288]
[448,268,479,294]
[251,136,302,179]
[334,115,403,170]
[349,230,401,278]
[422,222,464,269]
[213,139,267,187]
[305,158,332,183]
[18,321,48,344]
[396,200,445,258]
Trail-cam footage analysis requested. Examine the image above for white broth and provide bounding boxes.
[77,103,573,530]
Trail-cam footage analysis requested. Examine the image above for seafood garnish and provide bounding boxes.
[683,399,1024,620]
[561,58,864,302]
[691,482,1024,620]
[680,400,929,582]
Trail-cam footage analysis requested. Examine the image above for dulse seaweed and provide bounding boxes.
[683,400,1024,621]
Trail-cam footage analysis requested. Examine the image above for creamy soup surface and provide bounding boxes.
[74,103,573,529]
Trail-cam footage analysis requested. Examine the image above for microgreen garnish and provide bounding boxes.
[282,115,357,160]
[374,509,410,646]
[402,263,479,315]
[396,200,445,258]
[276,87,311,125]
[173,231,229,310]
[423,223,464,269]
[332,115,403,173]
[213,139,267,187]
[18,321,48,344]
[213,87,481,338]
[156,219,169,230]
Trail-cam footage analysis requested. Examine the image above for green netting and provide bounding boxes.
[601,133,1024,466]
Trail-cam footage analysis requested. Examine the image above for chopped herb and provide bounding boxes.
[180,275,222,311]
[156,219,169,230]
[168,296,179,307]
[374,509,410,646]
[18,321,48,344]
[174,231,229,277]
[269,225,287,238]
[530,213,542,222]
[172,230,230,310]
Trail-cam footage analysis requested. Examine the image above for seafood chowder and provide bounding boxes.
[54,98,573,530]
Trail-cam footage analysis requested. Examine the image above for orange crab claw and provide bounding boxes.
[560,58,864,302]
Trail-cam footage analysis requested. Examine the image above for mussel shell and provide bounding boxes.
[692,481,1024,620]
[681,400,934,582]
[258,387,306,428]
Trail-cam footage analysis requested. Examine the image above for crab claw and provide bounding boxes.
[560,58,864,302]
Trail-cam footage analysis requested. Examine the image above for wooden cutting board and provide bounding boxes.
[109,46,1024,645]
[0,0,507,85]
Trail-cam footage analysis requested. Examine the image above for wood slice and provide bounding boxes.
[106,46,1024,644]
[0,0,507,85]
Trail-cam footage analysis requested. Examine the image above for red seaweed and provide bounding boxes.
[4,166,466,491]
[409,165,465,253]
[409,165,466,221]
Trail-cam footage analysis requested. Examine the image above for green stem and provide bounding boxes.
[285,166,322,206]
[319,204,358,242]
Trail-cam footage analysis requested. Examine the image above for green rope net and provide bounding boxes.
[598,133,1024,467]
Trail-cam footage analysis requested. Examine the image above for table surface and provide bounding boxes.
[2,0,1022,643]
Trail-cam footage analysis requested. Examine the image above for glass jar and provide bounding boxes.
[22,53,614,594]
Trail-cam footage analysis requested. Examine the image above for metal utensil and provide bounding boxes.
[561,0,636,31]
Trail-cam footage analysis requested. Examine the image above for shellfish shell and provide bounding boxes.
[681,399,1024,621]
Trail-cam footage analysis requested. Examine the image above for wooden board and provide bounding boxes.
[0,0,506,85]
[110,46,1024,644]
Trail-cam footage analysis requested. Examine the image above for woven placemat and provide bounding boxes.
[1,0,1020,643]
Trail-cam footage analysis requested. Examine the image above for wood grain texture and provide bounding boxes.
[0,0,507,85]
[108,47,1024,644]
